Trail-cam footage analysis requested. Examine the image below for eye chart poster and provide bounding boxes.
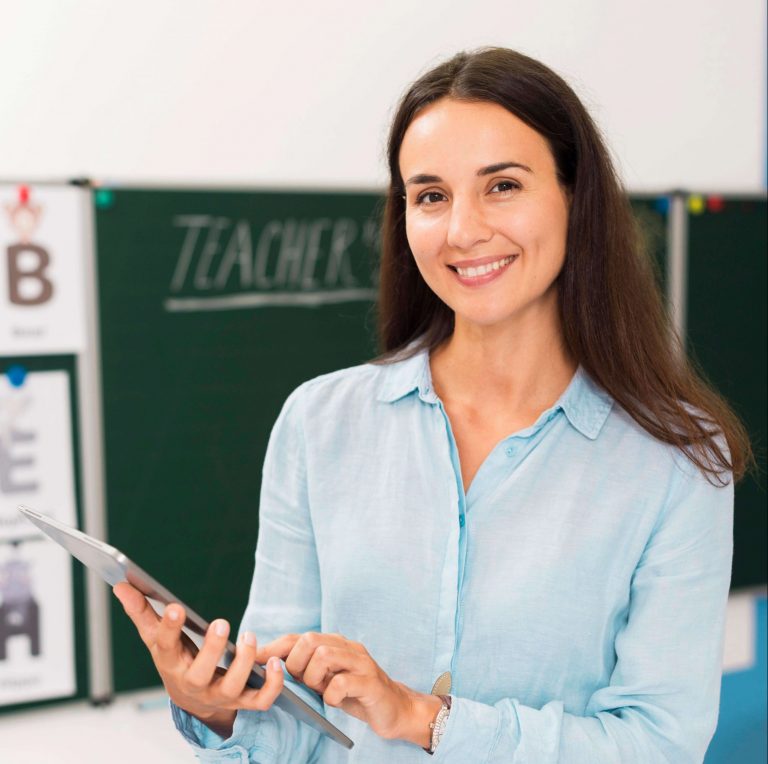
[0,369,78,706]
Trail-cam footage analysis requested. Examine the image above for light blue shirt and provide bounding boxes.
[173,348,733,763]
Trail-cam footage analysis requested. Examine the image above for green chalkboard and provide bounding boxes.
[94,188,383,692]
[686,196,767,590]
[95,188,764,694]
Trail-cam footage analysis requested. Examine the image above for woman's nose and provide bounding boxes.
[445,196,493,251]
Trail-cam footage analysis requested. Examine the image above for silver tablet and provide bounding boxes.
[17,504,354,750]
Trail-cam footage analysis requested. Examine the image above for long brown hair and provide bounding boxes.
[376,47,753,485]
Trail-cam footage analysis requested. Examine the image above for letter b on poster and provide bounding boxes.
[0,184,86,355]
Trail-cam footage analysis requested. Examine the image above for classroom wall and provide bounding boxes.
[1,0,765,191]
[1,2,765,760]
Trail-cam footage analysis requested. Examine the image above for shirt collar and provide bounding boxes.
[375,346,437,405]
[375,346,614,440]
[557,365,614,440]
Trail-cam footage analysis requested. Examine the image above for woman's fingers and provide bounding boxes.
[114,585,194,676]
[113,582,160,647]
[240,656,285,711]
[213,632,286,712]
[184,619,231,691]
[217,631,259,699]
[283,632,353,683]
[302,645,366,691]
[153,603,188,669]
[252,632,300,664]
[113,591,366,713]
[323,671,372,707]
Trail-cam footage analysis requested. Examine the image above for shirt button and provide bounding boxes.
[459,515,465,527]
[505,446,515,457]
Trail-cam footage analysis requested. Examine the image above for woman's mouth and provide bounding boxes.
[448,254,519,286]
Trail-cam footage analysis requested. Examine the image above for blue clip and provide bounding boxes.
[5,364,28,388]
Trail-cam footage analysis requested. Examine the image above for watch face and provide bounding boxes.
[430,700,451,751]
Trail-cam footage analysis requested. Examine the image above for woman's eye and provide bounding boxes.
[415,191,446,206]
[490,180,521,194]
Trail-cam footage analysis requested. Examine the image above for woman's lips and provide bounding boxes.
[449,254,519,286]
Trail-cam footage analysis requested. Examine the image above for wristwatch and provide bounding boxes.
[425,694,452,755]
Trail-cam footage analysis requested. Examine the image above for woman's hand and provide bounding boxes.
[254,632,442,747]
[113,582,285,738]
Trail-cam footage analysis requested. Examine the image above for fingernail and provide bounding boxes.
[268,657,280,672]
[214,620,228,637]
[243,631,257,647]
[167,607,179,622]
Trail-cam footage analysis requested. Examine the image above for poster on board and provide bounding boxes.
[0,369,77,706]
[0,184,87,355]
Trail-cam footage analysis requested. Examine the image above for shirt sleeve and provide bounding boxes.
[432,454,734,764]
[172,384,325,763]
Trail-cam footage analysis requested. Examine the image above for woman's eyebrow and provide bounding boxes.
[405,161,533,187]
[478,160,533,176]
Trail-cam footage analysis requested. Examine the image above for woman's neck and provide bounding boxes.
[429,308,577,416]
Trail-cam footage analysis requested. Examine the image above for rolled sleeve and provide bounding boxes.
[173,699,334,763]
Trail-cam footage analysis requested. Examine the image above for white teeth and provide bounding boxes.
[455,255,516,278]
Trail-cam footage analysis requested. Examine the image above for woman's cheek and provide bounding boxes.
[407,210,446,244]
[411,251,442,293]
[407,230,441,277]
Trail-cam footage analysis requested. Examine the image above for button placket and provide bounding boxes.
[427,399,463,686]
[431,398,469,690]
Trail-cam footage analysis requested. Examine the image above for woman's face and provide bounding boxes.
[399,98,571,332]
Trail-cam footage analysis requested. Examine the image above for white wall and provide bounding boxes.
[1,0,765,192]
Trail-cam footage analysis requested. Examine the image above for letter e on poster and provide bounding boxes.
[0,371,77,705]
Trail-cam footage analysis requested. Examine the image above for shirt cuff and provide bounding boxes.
[170,700,276,763]
[430,695,514,762]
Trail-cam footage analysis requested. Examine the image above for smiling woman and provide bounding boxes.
[115,47,752,763]
[400,100,569,342]
[379,48,750,486]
